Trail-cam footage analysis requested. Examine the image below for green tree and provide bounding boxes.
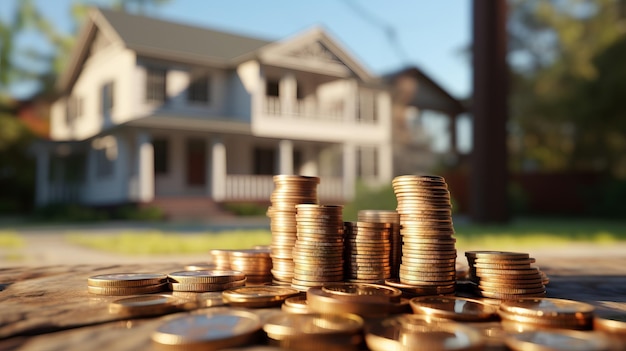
[508,0,626,177]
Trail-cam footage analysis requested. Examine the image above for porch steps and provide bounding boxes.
[147,197,233,221]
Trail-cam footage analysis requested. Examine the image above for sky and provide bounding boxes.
[0,0,472,99]
[0,0,472,152]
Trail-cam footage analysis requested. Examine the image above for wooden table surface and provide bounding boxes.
[1,257,626,351]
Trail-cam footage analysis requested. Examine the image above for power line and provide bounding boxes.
[340,0,411,66]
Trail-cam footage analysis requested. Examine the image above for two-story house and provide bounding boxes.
[36,8,395,217]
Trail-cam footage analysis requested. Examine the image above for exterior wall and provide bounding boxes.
[51,43,136,141]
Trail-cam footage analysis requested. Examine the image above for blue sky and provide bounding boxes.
[1,0,471,99]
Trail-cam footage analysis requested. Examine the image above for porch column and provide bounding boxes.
[35,144,50,206]
[278,139,294,175]
[211,139,227,201]
[449,113,459,156]
[300,146,318,176]
[280,73,297,115]
[342,143,356,200]
[136,131,154,202]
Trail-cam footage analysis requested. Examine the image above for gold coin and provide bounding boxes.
[410,296,498,322]
[281,295,310,314]
[499,298,595,319]
[171,291,226,308]
[151,308,262,348]
[385,278,455,295]
[364,313,485,351]
[498,309,591,329]
[87,273,167,288]
[184,263,217,271]
[167,270,246,284]
[465,251,529,260]
[108,294,187,316]
[321,283,402,303]
[222,286,300,308]
[169,279,246,292]
[263,312,363,341]
[504,329,611,351]
[87,283,167,296]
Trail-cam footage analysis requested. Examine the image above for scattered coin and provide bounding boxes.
[222,286,300,308]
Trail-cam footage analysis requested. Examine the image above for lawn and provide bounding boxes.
[56,217,626,255]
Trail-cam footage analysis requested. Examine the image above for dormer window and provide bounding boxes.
[146,67,167,102]
[188,73,210,104]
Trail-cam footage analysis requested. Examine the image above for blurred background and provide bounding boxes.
[0,0,625,265]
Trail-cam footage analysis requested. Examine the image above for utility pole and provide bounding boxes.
[470,0,509,223]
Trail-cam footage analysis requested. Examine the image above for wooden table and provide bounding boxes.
[1,257,626,351]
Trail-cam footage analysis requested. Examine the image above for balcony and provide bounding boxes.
[263,96,376,124]
[223,174,344,202]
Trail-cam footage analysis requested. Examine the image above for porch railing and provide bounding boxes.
[223,174,345,202]
[263,97,347,122]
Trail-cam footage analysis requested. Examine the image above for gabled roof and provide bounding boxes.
[58,8,378,93]
[385,66,467,115]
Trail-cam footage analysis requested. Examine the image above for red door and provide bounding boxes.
[186,139,206,186]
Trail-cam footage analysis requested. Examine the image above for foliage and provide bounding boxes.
[342,182,397,221]
[65,230,272,254]
[114,205,164,221]
[508,0,626,178]
[34,204,109,222]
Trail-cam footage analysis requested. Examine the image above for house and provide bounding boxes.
[35,8,464,219]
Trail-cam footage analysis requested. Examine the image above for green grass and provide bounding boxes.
[455,217,626,250]
[62,218,626,255]
[0,230,24,248]
[65,230,272,255]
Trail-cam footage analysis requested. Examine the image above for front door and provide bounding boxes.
[186,139,206,186]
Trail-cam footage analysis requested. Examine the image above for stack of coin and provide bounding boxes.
[151,308,262,350]
[87,273,168,295]
[365,314,485,351]
[228,248,272,284]
[344,221,391,283]
[498,297,596,331]
[306,283,410,318]
[222,285,300,308]
[291,204,344,291]
[209,249,232,270]
[281,295,311,314]
[108,294,189,317]
[167,270,246,292]
[263,312,364,351]
[465,251,547,299]
[358,210,401,278]
[392,174,457,294]
[268,175,320,284]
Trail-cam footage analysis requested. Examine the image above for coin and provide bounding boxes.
[499,298,595,319]
[321,282,402,303]
[169,279,246,292]
[151,308,262,349]
[263,312,363,341]
[385,278,456,296]
[167,270,246,284]
[222,286,300,308]
[364,313,485,351]
[281,295,310,314]
[504,329,612,351]
[108,294,188,316]
[87,283,168,296]
[87,273,167,287]
[410,296,498,322]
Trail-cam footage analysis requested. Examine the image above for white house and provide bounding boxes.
[36,8,464,219]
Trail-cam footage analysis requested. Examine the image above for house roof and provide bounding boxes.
[58,8,376,92]
[385,66,467,116]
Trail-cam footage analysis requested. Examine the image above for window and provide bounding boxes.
[95,148,114,178]
[66,96,82,125]
[153,139,169,174]
[101,82,114,117]
[188,73,210,103]
[146,67,167,102]
[254,147,276,175]
[266,79,279,97]
[357,89,377,123]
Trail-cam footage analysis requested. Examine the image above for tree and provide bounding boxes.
[507,0,626,177]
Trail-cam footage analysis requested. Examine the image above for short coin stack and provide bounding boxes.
[498,297,596,331]
[357,210,401,278]
[268,175,320,284]
[222,285,300,308]
[344,221,391,283]
[209,249,232,269]
[392,174,457,295]
[291,204,344,291]
[228,248,272,284]
[465,251,547,300]
[87,273,168,295]
[167,270,246,292]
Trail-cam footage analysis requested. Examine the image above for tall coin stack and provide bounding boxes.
[344,221,392,283]
[268,175,320,284]
[291,204,345,291]
[392,174,457,295]
[358,210,401,278]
